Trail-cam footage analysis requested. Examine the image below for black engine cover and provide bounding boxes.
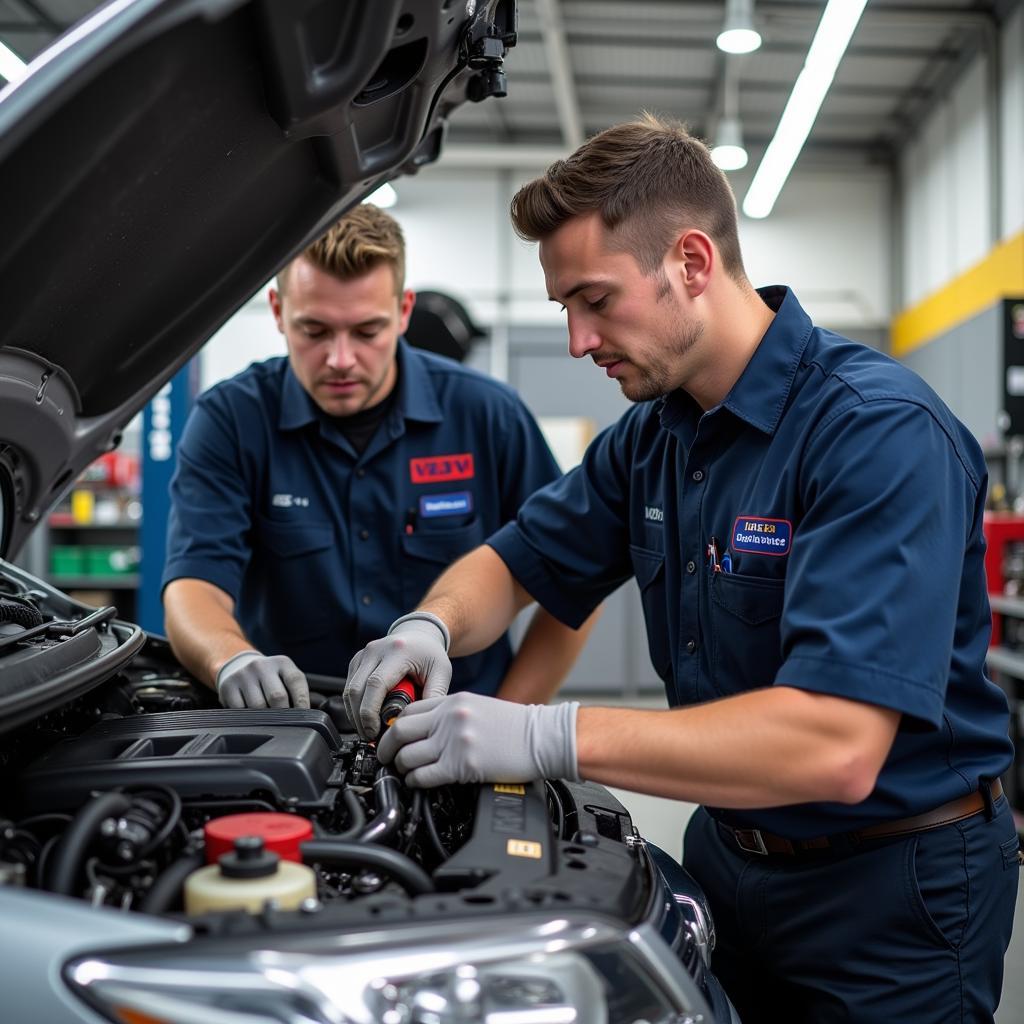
[18,709,341,812]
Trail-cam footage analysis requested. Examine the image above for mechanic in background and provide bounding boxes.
[345,118,1018,1023]
[162,204,594,711]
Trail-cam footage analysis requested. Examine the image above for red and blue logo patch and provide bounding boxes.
[409,453,475,484]
[731,516,792,556]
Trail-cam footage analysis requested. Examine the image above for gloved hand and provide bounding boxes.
[344,613,452,741]
[215,650,310,709]
[376,691,580,788]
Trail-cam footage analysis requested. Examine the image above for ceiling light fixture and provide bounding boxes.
[0,39,27,84]
[717,0,761,55]
[363,182,397,208]
[742,0,869,219]
[711,62,748,171]
[712,117,748,171]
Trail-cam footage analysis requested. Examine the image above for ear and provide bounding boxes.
[268,288,285,333]
[673,230,714,298]
[398,289,416,334]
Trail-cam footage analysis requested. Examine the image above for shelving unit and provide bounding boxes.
[27,434,144,621]
[986,594,1024,833]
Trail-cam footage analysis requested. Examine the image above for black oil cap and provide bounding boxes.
[219,835,280,879]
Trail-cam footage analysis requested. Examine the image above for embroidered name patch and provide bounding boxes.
[731,516,792,556]
[419,491,473,518]
[410,453,475,484]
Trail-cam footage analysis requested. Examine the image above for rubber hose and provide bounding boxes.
[49,791,133,896]
[301,840,433,895]
[336,786,366,840]
[139,850,205,914]
[356,768,403,845]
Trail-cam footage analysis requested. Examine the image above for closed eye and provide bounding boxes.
[587,296,607,312]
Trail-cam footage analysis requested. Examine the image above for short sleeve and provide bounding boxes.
[161,394,256,602]
[776,398,980,727]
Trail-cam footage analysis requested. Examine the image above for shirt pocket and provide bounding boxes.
[708,571,785,697]
[401,517,487,608]
[256,516,336,642]
[630,543,672,682]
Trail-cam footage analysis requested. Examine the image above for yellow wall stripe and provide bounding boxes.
[891,230,1024,358]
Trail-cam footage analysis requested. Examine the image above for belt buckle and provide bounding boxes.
[734,828,769,855]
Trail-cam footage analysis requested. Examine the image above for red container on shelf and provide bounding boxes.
[983,511,1024,644]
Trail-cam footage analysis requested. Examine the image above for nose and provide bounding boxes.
[566,311,601,360]
[326,335,357,371]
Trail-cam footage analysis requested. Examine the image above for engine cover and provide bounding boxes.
[18,709,343,812]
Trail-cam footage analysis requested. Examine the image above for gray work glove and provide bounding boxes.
[376,692,580,788]
[215,650,310,709]
[344,612,452,741]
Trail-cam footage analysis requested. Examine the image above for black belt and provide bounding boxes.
[721,779,1003,857]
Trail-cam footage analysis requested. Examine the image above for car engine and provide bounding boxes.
[0,575,663,931]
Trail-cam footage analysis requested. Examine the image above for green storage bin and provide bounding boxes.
[85,545,139,576]
[51,546,86,576]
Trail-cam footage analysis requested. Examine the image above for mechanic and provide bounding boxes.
[162,204,594,712]
[344,117,1019,1023]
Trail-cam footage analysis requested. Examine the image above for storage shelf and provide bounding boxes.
[986,645,1024,680]
[50,575,140,589]
[48,520,141,530]
[989,594,1024,618]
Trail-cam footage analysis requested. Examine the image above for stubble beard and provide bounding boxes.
[620,316,705,403]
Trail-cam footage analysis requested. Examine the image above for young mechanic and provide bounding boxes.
[344,117,1019,1022]
[162,204,594,711]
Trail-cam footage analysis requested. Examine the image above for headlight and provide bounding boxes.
[67,913,712,1024]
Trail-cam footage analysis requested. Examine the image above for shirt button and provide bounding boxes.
[359,529,370,540]
[686,560,696,574]
[361,594,372,606]
[356,468,366,479]
[686,639,697,654]
[691,469,704,482]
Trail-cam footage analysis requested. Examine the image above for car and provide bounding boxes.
[0,3,737,1022]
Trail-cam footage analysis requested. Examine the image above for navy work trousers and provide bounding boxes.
[683,799,1020,1023]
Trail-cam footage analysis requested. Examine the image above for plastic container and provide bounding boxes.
[185,837,316,915]
[51,546,86,575]
[204,813,313,864]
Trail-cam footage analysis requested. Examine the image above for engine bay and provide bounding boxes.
[0,572,653,933]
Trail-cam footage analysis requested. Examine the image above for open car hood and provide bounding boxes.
[0,0,516,559]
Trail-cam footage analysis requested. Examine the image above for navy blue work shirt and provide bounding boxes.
[489,287,1012,838]
[163,340,562,693]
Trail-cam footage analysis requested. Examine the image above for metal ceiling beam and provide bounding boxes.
[533,0,584,149]
[515,29,961,61]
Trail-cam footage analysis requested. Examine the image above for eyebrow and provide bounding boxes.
[292,315,391,329]
[547,279,610,303]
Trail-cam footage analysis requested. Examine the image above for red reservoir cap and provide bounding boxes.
[204,813,313,864]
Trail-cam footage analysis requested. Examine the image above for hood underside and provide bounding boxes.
[0,0,515,558]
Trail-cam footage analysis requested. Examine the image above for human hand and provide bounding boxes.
[215,650,310,709]
[376,691,579,788]
[344,612,452,741]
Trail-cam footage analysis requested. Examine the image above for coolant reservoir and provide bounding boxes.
[184,835,316,915]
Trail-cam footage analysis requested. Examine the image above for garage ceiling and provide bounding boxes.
[0,0,1019,168]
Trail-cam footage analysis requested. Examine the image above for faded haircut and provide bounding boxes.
[510,112,748,283]
[278,203,406,295]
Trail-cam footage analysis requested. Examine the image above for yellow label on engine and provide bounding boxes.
[494,784,525,795]
[507,839,543,859]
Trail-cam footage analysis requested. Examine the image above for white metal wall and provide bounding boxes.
[899,5,1024,309]
[202,163,891,389]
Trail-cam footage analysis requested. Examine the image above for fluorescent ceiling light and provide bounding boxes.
[363,182,397,209]
[717,0,761,54]
[742,0,869,219]
[711,117,748,171]
[0,39,27,84]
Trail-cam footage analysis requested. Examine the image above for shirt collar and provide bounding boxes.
[658,285,812,436]
[721,285,813,436]
[277,338,444,432]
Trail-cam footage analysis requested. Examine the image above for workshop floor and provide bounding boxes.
[572,692,1024,1022]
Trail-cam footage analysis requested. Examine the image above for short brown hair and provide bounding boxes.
[510,113,746,281]
[279,203,406,294]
